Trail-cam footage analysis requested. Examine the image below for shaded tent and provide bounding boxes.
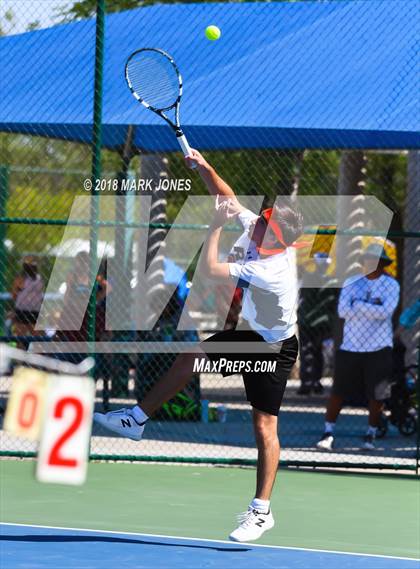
[0,0,418,150]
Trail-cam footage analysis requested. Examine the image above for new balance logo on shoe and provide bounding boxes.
[93,408,145,441]
[229,508,275,542]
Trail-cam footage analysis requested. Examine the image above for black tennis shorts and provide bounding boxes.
[333,348,393,402]
[201,329,299,416]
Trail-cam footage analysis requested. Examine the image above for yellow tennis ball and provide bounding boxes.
[205,25,221,41]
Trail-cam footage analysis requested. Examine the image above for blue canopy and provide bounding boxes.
[1,1,418,150]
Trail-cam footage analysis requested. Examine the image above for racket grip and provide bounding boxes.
[177,134,197,169]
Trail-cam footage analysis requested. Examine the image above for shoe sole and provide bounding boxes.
[316,444,333,451]
[228,522,275,542]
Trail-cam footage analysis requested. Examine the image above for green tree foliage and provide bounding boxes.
[60,0,274,21]
[0,8,15,36]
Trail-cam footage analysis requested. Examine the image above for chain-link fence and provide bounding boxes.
[0,0,419,472]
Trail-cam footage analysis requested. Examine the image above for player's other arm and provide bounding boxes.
[199,208,231,281]
[185,149,245,211]
[201,226,230,280]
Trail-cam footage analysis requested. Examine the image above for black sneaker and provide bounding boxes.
[297,384,312,395]
[312,381,324,394]
[316,432,334,451]
[362,434,376,450]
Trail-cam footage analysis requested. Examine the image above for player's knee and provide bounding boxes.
[253,412,278,444]
[179,350,203,371]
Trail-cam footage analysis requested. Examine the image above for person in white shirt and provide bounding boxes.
[317,243,400,452]
[94,149,303,542]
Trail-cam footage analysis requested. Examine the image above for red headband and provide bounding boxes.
[257,208,309,255]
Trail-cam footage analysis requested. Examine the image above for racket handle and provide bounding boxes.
[177,134,197,169]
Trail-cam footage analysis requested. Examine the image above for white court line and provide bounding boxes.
[1,522,419,562]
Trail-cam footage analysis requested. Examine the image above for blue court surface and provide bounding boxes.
[1,523,418,569]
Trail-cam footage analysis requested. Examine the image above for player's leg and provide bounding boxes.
[363,399,384,450]
[317,349,358,450]
[253,408,280,500]
[325,393,344,423]
[140,351,202,417]
[139,328,246,418]
[311,336,325,393]
[94,329,244,438]
[229,408,278,543]
[362,348,392,449]
[367,399,384,426]
[229,335,298,542]
[93,350,207,440]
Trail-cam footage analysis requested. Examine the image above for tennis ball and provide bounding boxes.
[205,25,221,41]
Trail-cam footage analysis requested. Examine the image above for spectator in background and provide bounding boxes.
[95,259,112,339]
[317,243,400,451]
[55,251,90,344]
[11,255,44,347]
[297,253,338,395]
[55,252,112,362]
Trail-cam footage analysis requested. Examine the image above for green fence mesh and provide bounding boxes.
[0,0,419,471]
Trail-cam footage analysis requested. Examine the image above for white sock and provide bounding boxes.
[131,405,149,425]
[325,422,335,434]
[366,425,377,437]
[250,498,270,514]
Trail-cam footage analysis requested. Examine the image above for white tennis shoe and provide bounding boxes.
[93,408,145,441]
[229,508,274,542]
[316,432,334,451]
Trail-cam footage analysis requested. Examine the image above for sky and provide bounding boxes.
[1,0,71,34]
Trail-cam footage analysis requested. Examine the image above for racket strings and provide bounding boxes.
[127,51,180,110]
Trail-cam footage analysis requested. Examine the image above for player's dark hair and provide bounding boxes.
[273,204,304,245]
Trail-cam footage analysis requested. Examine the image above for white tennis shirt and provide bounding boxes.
[338,274,400,352]
[227,209,298,343]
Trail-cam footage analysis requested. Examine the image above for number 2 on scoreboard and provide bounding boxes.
[36,376,95,486]
[47,397,84,468]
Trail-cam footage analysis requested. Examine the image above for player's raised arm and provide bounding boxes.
[185,149,245,211]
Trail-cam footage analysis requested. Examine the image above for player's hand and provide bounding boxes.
[222,198,242,218]
[185,149,208,170]
[216,195,240,218]
[212,196,236,227]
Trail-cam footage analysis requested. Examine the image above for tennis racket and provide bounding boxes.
[125,47,195,165]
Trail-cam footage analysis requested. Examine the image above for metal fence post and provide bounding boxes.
[87,0,105,363]
[0,166,9,335]
[417,347,420,475]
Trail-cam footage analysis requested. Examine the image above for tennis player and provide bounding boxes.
[94,150,302,542]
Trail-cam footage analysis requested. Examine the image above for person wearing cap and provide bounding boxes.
[94,149,303,542]
[317,243,400,452]
[11,255,45,348]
